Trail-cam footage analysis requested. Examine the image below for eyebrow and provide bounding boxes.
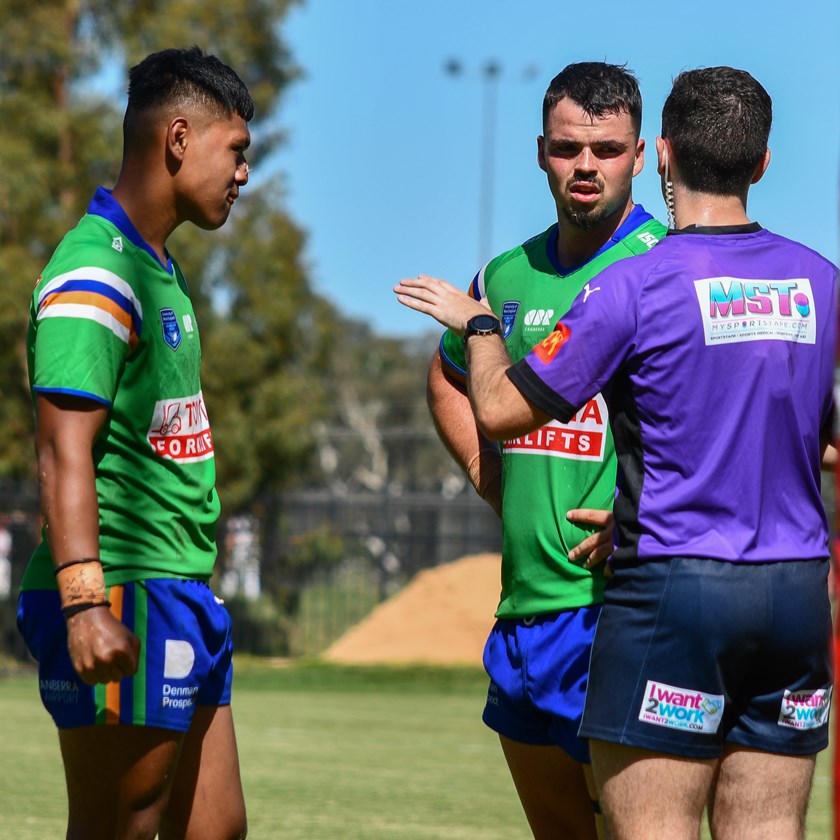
[548,138,630,149]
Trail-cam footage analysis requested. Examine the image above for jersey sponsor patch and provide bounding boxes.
[636,231,659,250]
[693,277,816,346]
[147,391,214,463]
[501,300,520,339]
[638,679,724,734]
[160,307,182,349]
[164,639,195,679]
[503,394,608,462]
[523,308,555,329]
[778,686,831,730]
[532,323,571,364]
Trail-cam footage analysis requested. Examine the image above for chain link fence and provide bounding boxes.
[2,473,834,661]
[0,480,502,661]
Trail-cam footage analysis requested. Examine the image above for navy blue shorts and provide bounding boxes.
[482,604,601,764]
[579,557,832,758]
[17,578,234,732]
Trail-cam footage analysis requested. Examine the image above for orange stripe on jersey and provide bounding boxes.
[104,585,125,724]
[39,290,134,333]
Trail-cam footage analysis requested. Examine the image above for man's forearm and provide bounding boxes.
[427,351,502,515]
[465,335,550,441]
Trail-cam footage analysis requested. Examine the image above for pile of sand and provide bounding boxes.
[323,553,501,666]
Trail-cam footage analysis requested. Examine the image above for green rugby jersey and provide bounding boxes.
[22,188,220,590]
[441,206,665,617]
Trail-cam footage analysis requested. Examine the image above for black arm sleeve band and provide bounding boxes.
[506,359,580,424]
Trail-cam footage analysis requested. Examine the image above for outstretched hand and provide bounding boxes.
[394,275,489,334]
[566,508,615,574]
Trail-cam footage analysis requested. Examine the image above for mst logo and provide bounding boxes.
[693,276,816,346]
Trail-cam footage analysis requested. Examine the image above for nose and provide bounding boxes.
[575,148,596,174]
[236,161,250,184]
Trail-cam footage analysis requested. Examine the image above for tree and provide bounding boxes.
[0,0,331,508]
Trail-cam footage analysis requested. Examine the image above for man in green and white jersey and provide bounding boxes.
[17,47,252,839]
[428,62,664,839]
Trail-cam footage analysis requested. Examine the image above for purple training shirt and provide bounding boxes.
[508,225,838,564]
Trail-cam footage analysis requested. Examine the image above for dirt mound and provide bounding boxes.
[323,553,501,666]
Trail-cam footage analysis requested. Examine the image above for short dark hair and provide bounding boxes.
[661,67,772,195]
[542,62,642,137]
[125,46,255,126]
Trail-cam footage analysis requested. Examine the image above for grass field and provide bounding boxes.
[0,658,833,839]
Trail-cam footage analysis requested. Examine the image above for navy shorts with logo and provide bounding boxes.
[482,604,601,764]
[579,557,832,758]
[17,578,234,732]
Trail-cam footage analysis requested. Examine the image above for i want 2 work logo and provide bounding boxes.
[693,276,816,346]
[638,679,723,734]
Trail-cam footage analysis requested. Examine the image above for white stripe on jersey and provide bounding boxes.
[38,303,131,344]
[37,265,143,319]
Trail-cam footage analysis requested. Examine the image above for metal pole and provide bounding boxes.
[477,61,500,266]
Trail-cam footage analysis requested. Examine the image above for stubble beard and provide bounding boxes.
[561,203,608,231]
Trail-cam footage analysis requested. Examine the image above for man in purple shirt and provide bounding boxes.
[395,66,837,839]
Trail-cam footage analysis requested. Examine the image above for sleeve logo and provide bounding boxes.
[532,323,571,364]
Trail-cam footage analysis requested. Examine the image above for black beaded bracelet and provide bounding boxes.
[54,558,102,576]
[61,600,111,620]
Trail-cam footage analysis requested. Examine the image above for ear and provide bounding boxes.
[633,137,645,177]
[751,148,771,184]
[655,136,670,178]
[167,117,190,165]
[537,135,547,173]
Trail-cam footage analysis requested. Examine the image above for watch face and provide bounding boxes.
[471,314,500,330]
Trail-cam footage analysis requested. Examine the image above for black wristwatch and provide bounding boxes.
[463,313,502,344]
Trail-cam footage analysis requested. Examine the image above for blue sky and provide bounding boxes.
[270,0,840,338]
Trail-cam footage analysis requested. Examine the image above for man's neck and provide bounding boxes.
[111,172,176,265]
[673,187,751,229]
[554,201,635,269]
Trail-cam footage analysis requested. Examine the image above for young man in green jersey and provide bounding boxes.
[18,47,253,839]
[427,62,664,839]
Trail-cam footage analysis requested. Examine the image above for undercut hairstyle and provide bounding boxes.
[542,62,642,137]
[123,46,254,140]
[661,67,772,195]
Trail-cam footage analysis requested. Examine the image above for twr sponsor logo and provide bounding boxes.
[147,391,214,463]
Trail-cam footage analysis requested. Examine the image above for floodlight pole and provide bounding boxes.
[477,61,500,267]
[444,58,502,268]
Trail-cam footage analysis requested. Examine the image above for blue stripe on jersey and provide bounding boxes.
[40,277,143,337]
[439,332,467,378]
[33,386,113,407]
[120,583,136,724]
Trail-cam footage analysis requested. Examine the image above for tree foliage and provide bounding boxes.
[0,0,456,512]
[0,0,328,503]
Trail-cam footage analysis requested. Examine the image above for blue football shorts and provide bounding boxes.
[482,604,602,764]
[579,557,832,758]
[17,578,234,732]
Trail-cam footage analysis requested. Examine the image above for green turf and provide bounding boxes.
[0,660,833,838]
